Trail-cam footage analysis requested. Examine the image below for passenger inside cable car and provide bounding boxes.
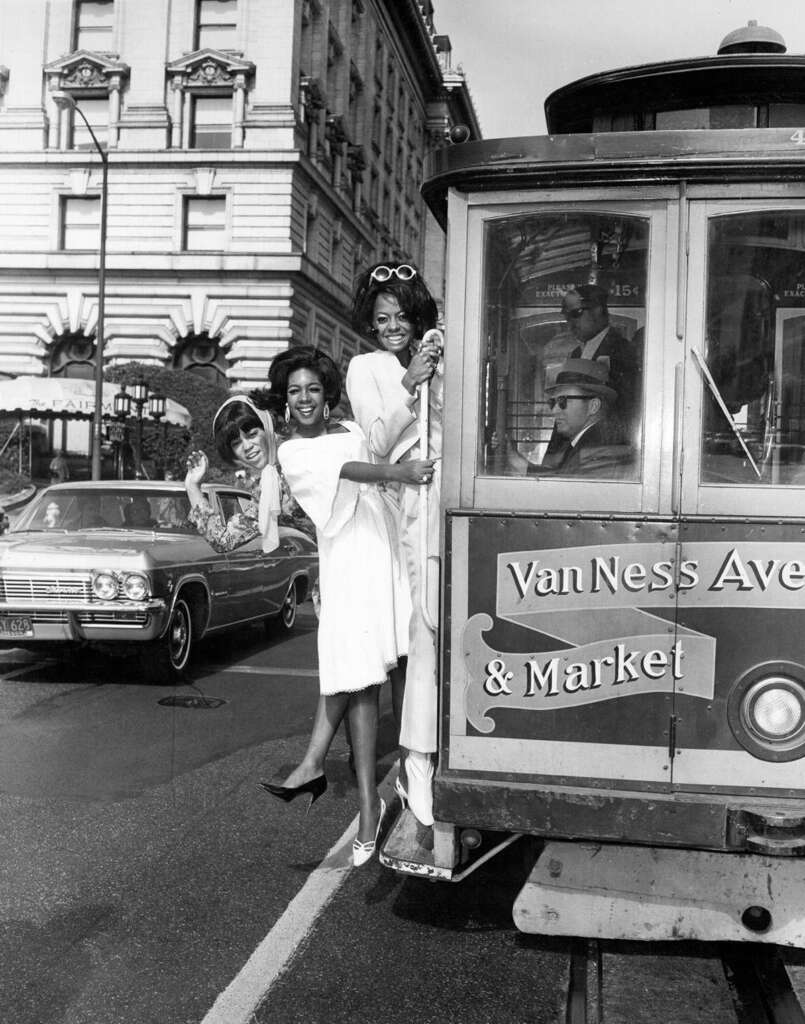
[482,212,645,480]
[496,357,635,477]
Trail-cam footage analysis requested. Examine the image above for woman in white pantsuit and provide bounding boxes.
[347,261,442,826]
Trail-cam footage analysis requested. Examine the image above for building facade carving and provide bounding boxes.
[0,0,479,391]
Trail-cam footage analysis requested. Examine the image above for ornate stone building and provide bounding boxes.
[0,0,479,389]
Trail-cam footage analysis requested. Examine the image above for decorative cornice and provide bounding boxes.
[44,51,130,91]
[347,143,366,175]
[325,113,348,145]
[166,48,254,89]
[299,75,326,111]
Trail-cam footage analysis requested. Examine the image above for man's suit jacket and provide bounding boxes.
[570,325,641,427]
[543,420,635,478]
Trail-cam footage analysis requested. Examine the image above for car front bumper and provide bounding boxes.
[0,599,169,643]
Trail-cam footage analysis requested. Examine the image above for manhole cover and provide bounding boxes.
[158,695,226,709]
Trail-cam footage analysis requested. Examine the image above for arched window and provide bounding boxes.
[172,333,228,385]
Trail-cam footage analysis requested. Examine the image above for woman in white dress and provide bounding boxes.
[263,346,436,866]
[347,262,442,827]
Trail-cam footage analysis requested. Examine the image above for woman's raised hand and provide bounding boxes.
[402,341,440,393]
[397,458,437,486]
[184,449,209,486]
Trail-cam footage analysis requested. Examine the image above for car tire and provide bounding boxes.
[267,580,298,635]
[143,596,193,682]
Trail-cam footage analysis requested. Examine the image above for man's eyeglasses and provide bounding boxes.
[562,306,589,321]
[370,264,417,283]
[547,395,591,410]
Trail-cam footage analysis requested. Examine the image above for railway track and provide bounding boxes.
[563,941,805,1024]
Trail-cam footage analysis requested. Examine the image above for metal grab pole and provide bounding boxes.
[418,328,443,633]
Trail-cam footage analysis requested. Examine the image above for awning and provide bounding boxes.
[0,377,192,428]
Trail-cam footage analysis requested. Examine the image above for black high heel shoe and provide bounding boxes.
[259,774,327,814]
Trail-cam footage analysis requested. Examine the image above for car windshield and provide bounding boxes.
[11,488,193,534]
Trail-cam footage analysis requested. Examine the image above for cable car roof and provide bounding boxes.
[545,53,805,135]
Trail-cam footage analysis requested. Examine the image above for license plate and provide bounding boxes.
[0,616,33,638]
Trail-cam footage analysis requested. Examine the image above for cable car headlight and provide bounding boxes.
[749,686,803,739]
[728,665,805,761]
[122,573,149,601]
[92,571,118,601]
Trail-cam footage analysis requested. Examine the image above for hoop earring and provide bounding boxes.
[284,404,290,424]
[323,403,330,421]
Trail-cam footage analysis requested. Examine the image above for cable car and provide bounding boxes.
[381,22,805,948]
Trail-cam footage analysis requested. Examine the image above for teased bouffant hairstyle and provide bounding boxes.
[351,261,439,341]
[212,399,266,465]
[266,346,342,416]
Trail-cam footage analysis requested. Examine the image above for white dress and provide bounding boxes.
[346,351,442,753]
[278,421,410,696]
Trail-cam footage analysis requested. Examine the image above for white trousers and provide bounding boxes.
[397,478,439,755]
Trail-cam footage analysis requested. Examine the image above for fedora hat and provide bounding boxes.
[545,358,618,402]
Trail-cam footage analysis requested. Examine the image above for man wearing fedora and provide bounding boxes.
[538,358,634,476]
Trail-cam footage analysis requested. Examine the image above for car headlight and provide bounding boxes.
[122,573,149,601]
[92,571,119,600]
[728,665,805,761]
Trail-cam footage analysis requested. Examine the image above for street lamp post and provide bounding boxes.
[112,383,130,479]
[148,391,167,476]
[51,90,108,481]
[129,375,149,479]
[113,377,166,479]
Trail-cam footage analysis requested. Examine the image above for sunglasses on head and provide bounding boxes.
[370,264,417,283]
[547,394,591,410]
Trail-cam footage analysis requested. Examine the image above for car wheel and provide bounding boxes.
[143,596,193,681]
[268,580,298,635]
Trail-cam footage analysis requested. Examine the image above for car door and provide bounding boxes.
[216,490,290,624]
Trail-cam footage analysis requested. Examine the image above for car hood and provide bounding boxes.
[0,531,208,569]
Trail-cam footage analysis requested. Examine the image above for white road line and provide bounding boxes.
[200,770,396,1024]
[199,665,319,678]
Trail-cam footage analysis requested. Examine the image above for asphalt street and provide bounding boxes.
[0,605,800,1024]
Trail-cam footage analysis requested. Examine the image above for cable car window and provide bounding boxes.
[655,106,756,129]
[481,211,646,481]
[768,104,805,127]
[701,212,805,487]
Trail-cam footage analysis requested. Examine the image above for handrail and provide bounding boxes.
[418,328,443,633]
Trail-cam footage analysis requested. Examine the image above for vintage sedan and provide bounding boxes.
[0,480,318,681]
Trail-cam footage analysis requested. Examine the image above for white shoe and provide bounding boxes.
[405,751,434,827]
[352,798,386,868]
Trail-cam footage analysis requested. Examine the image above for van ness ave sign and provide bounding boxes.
[461,541,805,734]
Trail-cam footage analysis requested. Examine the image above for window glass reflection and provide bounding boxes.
[702,213,805,486]
[481,212,647,480]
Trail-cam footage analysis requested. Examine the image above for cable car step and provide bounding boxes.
[378,806,452,879]
[513,840,805,946]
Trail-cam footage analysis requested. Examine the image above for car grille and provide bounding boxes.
[76,611,149,626]
[24,611,70,624]
[0,573,92,603]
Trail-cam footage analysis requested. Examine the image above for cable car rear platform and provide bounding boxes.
[380,783,805,946]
